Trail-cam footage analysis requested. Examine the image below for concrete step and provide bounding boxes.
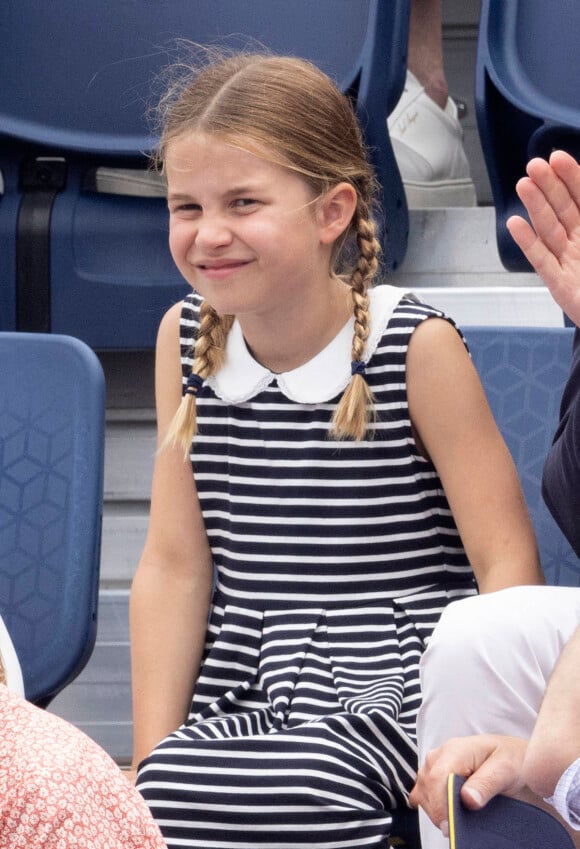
[49,590,133,764]
[100,410,155,588]
[398,209,562,326]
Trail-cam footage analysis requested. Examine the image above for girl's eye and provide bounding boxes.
[170,203,201,216]
[232,198,259,210]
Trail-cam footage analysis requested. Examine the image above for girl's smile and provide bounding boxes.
[164,132,355,371]
[165,133,328,318]
[195,258,254,280]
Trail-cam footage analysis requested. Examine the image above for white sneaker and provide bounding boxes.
[388,71,477,208]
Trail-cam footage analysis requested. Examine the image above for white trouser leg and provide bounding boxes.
[0,615,24,697]
[417,586,580,849]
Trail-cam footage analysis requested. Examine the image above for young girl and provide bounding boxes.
[130,52,543,848]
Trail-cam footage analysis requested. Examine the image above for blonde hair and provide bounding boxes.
[159,52,381,453]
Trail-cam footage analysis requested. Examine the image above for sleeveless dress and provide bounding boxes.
[136,285,477,848]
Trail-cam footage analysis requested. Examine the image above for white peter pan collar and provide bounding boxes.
[207,284,410,404]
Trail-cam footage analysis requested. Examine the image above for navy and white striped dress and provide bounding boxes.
[137,285,477,848]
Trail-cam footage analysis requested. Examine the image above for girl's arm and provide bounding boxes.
[130,301,214,771]
[407,317,544,592]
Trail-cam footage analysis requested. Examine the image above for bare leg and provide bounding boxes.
[407,0,448,109]
[388,0,476,207]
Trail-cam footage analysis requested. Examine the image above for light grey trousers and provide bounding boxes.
[417,586,580,849]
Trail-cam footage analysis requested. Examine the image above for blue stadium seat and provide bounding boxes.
[0,0,410,348]
[0,332,105,706]
[475,0,580,271]
[465,325,580,586]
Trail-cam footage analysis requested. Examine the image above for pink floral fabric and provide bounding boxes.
[0,684,166,848]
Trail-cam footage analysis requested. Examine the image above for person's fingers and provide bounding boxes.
[548,150,580,216]
[410,747,455,829]
[460,738,528,809]
[514,174,571,263]
[525,155,580,245]
[410,736,528,833]
[506,211,562,290]
[410,738,494,830]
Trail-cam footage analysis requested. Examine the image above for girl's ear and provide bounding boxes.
[317,182,358,244]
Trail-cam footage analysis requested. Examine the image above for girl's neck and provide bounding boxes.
[239,277,353,374]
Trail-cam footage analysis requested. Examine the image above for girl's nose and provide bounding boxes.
[195,215,234,249]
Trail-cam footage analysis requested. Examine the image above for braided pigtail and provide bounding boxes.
[164,301,234,456]
[330,204,381,441]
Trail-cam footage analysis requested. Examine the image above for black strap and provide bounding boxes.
[16,157,67,332]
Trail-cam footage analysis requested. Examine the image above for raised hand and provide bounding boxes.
[507,150,580,326]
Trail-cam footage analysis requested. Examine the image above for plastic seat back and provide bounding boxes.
[0,0,409,348]
[465,326,580,586]
[475,0,580,271]
[0,332,105,705]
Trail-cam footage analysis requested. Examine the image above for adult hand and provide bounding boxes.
[409,734,528,836]
[507,150,580,326]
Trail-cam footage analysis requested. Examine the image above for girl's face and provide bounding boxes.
[165,133,335,322]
